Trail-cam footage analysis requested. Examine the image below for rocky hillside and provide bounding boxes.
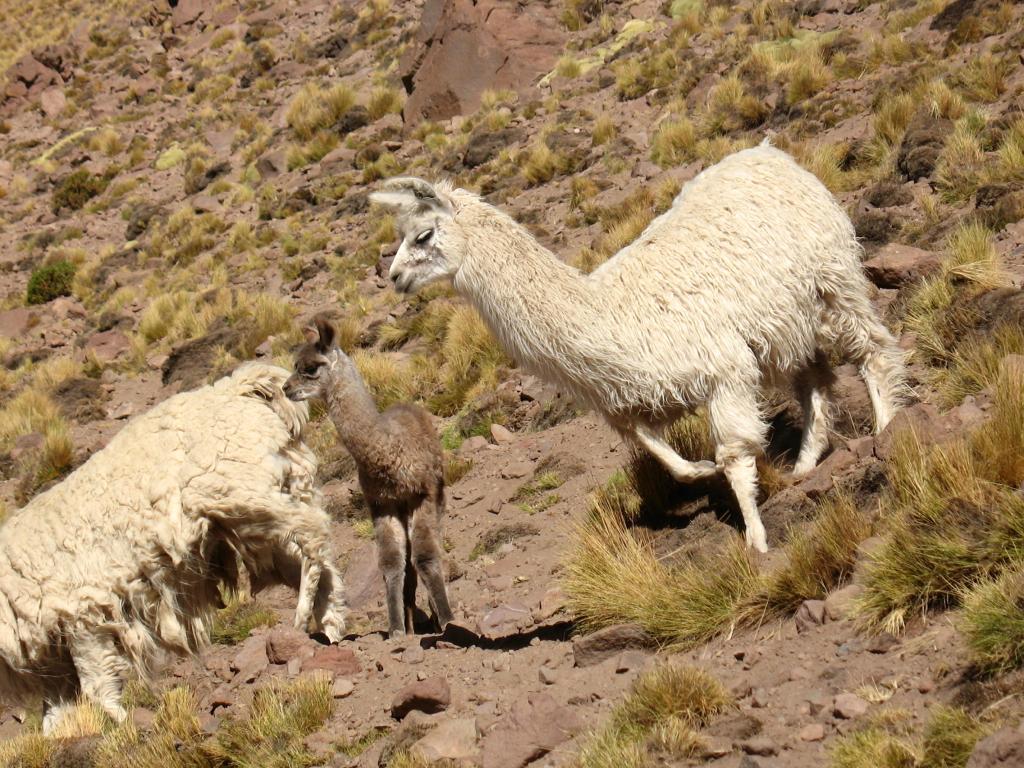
[0,0,1024,766]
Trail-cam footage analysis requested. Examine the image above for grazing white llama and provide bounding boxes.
[285,317,454,639]
[0,363,347,732]
[371,143,905,552]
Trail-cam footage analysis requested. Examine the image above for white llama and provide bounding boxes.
[0,363,347,732]
[370,143,905,552]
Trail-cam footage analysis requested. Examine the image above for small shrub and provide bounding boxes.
[26,260,75,304]
[52,169,108,212]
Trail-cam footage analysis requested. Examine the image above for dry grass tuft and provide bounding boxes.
[612,665,731,732]
[205,675,333,767]
[857,368,1024,634]
[564,502,763,646]
[759,493,871,615]
[367,86,404,120]
[573,664,729,767]
[961,565,1024,673]
[286,82,356,141]
[651,117,697,167]
[523,142,566,186]
[830,706,991,768]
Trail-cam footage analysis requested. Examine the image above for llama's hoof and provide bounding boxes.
[388,628,407,640]
[322,618,347,644]
[746,527,769,554]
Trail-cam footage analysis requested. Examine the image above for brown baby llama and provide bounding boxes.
[285,316,454,638]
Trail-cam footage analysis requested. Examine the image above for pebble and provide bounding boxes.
[799,723,826,742]
[740,736,779,756]
[332,678,355,698]
[833,693,870,719]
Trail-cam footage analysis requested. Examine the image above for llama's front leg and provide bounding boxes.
[410,492,454,631]
[294,553,322,634]
[373,511,408,639]
[630,423,719,481]
[708,388,769,553]
[70,631,130,725]
[313,559,348,643]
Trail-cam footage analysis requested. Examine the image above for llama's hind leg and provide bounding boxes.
[70,631,129,725]
[708,387,770,553]
[410,490,454,631]
[793,350,836,477]
[373,509,409,639]
[629,423,719,481]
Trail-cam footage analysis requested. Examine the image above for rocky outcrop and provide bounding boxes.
[399,0,565,124]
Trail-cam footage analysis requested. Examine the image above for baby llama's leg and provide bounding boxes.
[71,631,129,724]
[373,508,409,639]
[410,488,454,631]
[793,350,836,477]
[629,423,720,481]
[403,523,418,634]
[708,385,770,553]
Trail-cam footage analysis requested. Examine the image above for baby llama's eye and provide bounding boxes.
[415,229,434,245]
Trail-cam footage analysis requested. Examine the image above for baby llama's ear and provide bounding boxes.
[302,325,319,343]
[314,315,336,353]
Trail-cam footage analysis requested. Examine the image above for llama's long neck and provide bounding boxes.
[451,201,609,404]
[322,357,394,468]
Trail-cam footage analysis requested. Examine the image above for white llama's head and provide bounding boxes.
[369,177,461,294]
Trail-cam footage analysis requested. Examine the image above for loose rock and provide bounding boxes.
[392,677,451,719]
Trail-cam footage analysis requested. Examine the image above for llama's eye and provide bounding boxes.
[301,364,320,377]
[415,229,434,245]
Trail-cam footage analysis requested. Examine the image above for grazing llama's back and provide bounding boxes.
[0,363,346,732]
[371,143,905,552]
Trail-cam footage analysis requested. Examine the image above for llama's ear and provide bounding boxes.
[313,316,336,352]
[370,177,450,213]
[302,325,319,343]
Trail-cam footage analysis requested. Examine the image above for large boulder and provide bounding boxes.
[4,54,63,101]
[399,0,565,124]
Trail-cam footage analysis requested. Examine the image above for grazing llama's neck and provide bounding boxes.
[450,199,605,394]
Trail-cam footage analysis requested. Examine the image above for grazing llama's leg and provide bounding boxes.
[629,423,719,481]
[71,632,129,724]
[708,385,770,553]
[312,559,348,642]
[184,480,335,634]
[373,508,409,639]
[821,289,905,434]
[793,350,836,477]
[410,487,454,630]
[295,556,322,634]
